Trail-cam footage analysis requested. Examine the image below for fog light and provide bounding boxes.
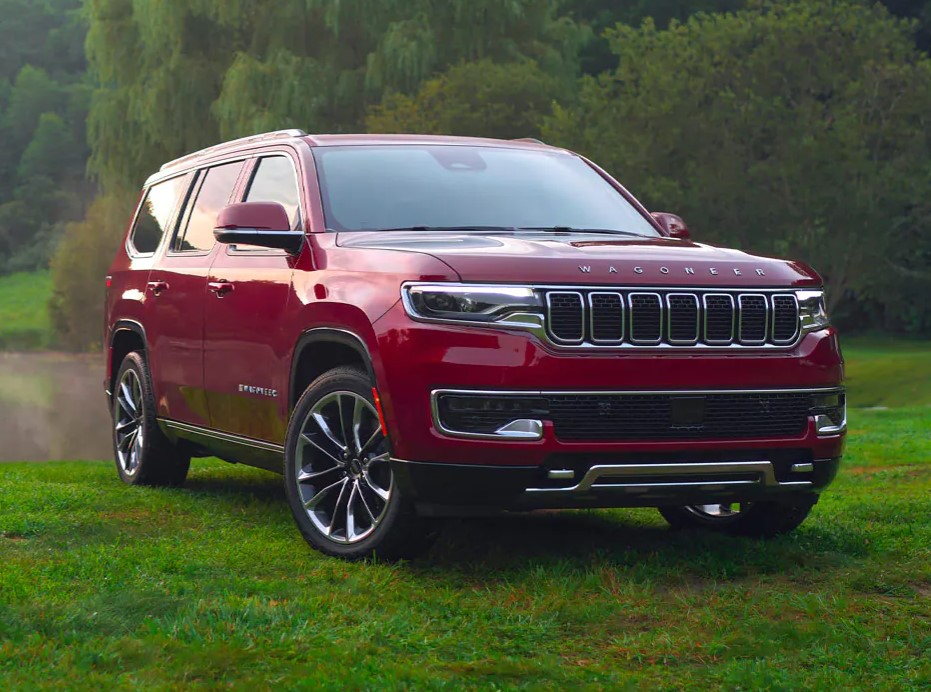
[811,391,846,435]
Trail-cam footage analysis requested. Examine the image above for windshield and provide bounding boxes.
[311,145,660,236]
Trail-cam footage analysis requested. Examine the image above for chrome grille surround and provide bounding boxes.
[543,286,802,348]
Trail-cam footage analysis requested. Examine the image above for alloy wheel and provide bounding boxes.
[114,368,145,475]
[294,391,392,544]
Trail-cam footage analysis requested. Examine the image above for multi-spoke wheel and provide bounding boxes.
[114,368,145,476]
[658,496,818,537]
[284,367,434,560]
[110,352,190,486]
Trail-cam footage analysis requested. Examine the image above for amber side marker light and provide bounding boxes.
[372,387,388,436]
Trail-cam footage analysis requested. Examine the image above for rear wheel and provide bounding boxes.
[284,367,434,561]
[658,497,817,537]
[111,351,190,486]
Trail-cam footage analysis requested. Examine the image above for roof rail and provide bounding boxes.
[512,137,545,144]
[160,128,308,171]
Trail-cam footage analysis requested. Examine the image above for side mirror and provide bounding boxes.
[213,202,304,254]
[651,212,691,240]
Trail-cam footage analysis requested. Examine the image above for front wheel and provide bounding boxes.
[658,496,817,537]
[284,367,434,561]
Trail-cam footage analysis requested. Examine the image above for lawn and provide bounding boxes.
[0,270,53,350]
[1,404,928,689]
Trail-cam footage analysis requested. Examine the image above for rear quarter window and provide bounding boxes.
[129,175,188,255]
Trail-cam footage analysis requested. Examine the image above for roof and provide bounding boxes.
[304,133,554,150]
[153,129,558,183]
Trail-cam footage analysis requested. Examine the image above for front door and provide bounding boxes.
[204,154,303,442]
[147,159,247,426]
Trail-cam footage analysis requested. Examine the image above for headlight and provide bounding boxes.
[796,289,830,332]
[403,283,543,324]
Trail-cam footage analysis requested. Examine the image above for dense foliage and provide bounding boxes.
[546,0,931,332]
[0,0,90,275]
[21,0,931,348]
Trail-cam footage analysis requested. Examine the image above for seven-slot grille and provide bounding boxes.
[544,289,800,347]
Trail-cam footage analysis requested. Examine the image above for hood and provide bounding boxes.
[336,231,821,287]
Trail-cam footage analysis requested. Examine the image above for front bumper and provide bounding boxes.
[394,456,841,514]
[372,302,846,467]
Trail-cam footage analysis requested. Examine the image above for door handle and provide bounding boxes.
[146,280,169,295]
[208,281,234,297]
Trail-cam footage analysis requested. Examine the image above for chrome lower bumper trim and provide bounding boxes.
[525,461,811,495]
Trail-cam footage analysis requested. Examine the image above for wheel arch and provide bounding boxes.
[108,319,148,397]
[289,327,379,412]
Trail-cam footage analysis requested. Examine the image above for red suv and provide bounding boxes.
[104,130,845,559]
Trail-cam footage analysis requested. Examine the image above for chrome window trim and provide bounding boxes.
[701,292,735,345]
[737,293,769,345]
[628,292,663,345]
[665,292,700,345]
[588,291,624,344]
[545,291,585,344]
[770,293,801,345]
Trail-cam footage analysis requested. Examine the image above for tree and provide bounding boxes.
[545,0,931,329]
[366,60,567,139]
[85,0,586,191]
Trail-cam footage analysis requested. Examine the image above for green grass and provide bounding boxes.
[842,337,931,408]
[1,406,928,689]
[0,270,53,350]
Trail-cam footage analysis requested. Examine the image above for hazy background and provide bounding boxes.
[0,0,930,460]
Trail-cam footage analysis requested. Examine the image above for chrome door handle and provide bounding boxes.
[208,281,234,297]
[146,280,169,295]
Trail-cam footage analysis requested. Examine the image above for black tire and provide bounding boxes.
[658,496,817,538]
[111,351,190,487]
[284,366,435,561]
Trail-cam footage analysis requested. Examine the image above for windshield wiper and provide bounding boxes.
[356,225,521,233]
[519,226,644,237]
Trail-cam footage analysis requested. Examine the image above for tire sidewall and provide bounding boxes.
[283,368,406,559]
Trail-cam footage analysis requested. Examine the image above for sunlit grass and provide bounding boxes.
[1,405,928,688]
[843,336,931,408]
[0,270,52,350]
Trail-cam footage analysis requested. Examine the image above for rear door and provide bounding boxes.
[203,153,304,442]
[146,159,247,426]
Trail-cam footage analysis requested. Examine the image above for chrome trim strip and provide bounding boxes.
[628,292,663,345]
[433,386,843,398]
[430,395,545,441]
[702,293,735,345]
[400,282,813,350]
[588,291,624,344]
[525,461,812,494]
[161,419,284,453]
[545,291,585,344]
[770,293,801,345]
[494,419,544,439]
[666,292,700,345]
[791,463,814,473]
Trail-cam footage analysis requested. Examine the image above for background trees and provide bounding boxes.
[0,0,923,347]
[546,0,931,331]
[0,0,89,275]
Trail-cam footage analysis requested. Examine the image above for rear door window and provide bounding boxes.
[173,160,245,253]
[129,175,188,255]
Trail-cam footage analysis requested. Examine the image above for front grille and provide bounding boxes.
[434,390,834,442]
[544,288,800,347]
[546,392,811,441]
[546,292,584,343]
